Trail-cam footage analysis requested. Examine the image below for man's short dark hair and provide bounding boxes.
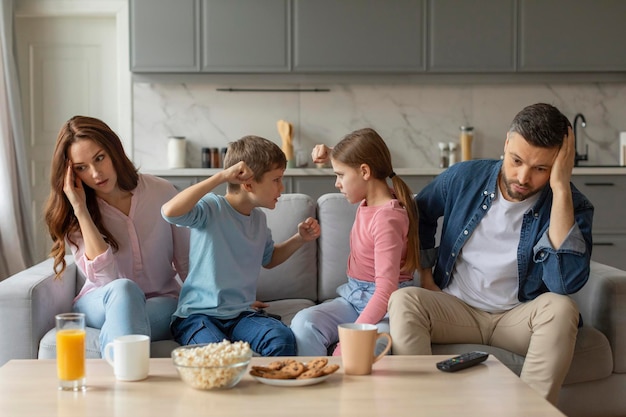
[509,103,572,148]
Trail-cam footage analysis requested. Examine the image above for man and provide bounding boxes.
[388,103,593,405]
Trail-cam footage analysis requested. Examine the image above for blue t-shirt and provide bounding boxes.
[162,193,274,319]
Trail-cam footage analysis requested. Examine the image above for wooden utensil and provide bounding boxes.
[277,120,294,165]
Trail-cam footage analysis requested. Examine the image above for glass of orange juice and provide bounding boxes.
[55,313,86,391]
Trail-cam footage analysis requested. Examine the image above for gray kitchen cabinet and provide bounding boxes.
[130,0,201,72]
[130,0,288,73]
[591,235,626,271]
[428,0,516,72]
[572,175,626,270]
[572,175,626,233]
[292,0,426,72]
[201,0,289,72]
[519,0,626,71]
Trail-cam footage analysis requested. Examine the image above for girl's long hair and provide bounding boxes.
[44,116,138,279]
[331,128,420,272]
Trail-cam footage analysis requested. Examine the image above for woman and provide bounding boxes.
[44,115,189,356]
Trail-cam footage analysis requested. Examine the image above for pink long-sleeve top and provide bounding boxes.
[348,199,412,325]
[71,174,189,302]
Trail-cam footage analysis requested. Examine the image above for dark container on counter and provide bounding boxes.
[201,147,211,168]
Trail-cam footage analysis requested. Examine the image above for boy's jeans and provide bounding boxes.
[171,311,296,356]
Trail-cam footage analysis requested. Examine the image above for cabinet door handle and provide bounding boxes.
[584,182,615,186]
[593,242,615,246]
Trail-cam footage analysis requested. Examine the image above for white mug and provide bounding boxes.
[104,334,150,381]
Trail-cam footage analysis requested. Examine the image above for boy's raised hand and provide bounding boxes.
[298,217,320,242]
[223,160,254,184]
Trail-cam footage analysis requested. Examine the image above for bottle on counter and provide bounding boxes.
[438,142,449,168]
[460,126,474,161]
[448,142,458,166]
[168,136,186,169]
[201,147,211,168]
[210,148,220,168]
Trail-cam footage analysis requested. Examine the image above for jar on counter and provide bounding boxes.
[438,142,449,168]
[210,148,220,168]
[460,126,474,161]
[448,142,458,166]
[168,136,186,169]
[201,148,211,168]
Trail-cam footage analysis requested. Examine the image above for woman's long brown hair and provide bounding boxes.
[44,116,139,279]
[331,128,420,273]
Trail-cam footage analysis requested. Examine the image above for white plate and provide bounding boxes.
[251,374,330,387]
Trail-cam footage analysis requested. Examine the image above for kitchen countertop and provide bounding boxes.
[145,166,626,177]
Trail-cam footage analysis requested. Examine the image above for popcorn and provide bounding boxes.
[172,340,252,389]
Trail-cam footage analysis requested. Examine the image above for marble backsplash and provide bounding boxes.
[133,82,626,170]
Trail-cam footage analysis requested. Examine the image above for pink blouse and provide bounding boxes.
[71,174,189,301]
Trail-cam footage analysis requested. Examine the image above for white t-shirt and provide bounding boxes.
[443,188,539,313]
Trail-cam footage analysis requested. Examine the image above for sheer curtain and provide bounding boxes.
[0,0,35,280]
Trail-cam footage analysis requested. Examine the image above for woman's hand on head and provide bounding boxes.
[63,163,87,211]
[311,144,331,164]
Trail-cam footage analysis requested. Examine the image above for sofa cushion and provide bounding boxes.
[264,298,316,326]
[431,325,613,385]
[258,194,318,302]
[316,193,357,302]
[39,327,182,359]
[563,326,613,384]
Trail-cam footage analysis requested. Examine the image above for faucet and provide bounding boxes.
[573,113,588,166]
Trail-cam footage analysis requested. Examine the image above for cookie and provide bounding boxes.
[250,366,274,374]
[280,360,305,377]
[257,370,293,379]
[320,364,340,375]
[306,357,328,370]
[267,359,296,370]
[296,367,325,379]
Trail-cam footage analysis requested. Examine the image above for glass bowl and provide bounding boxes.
[172,342,252,390]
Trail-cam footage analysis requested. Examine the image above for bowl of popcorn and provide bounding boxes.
[172,340,252,390]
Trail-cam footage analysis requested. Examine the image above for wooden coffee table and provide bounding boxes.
[0,355,564,416]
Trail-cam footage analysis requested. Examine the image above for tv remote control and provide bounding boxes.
[436,351,489,372]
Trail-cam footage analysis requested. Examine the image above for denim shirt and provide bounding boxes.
[416,159,594,302]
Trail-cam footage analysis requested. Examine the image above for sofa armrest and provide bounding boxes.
[571,261,626,373]
[0,256,77,365]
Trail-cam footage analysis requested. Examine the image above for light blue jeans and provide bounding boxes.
[291,277,414,356]
[73,278,177,356]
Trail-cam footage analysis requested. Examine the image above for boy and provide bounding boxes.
[162,135,320,356]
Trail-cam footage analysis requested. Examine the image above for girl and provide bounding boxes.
[44,115,189,356]
[291,128,420,356]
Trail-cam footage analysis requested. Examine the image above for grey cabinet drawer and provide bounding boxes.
[591,234,626,271]
[572,176,626,233]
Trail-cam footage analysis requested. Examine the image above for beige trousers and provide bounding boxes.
[388,287,579,405]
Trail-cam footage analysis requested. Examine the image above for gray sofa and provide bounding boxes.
[1,193,625,417]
